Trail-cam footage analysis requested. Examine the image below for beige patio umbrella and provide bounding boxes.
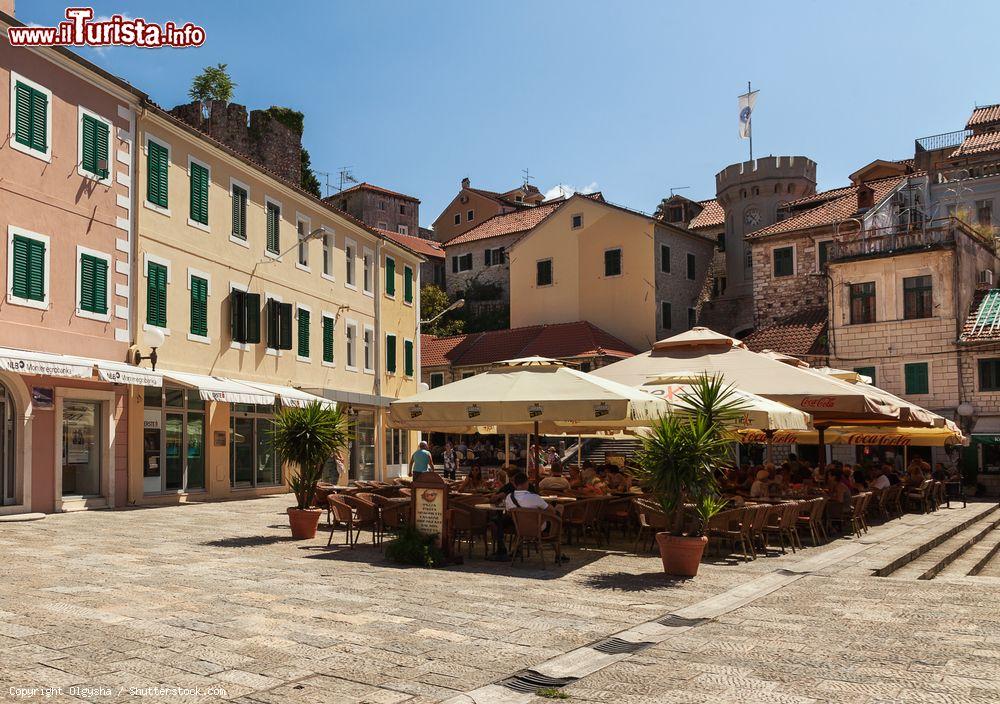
[738,425,967,447]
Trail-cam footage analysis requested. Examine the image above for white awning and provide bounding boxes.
[161,370,276,405]
[0,347,93,380]
[241,381,335,409]
[972,416,1000,435]
[93,360,162,387]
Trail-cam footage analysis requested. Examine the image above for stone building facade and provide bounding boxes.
[329,183,420,237]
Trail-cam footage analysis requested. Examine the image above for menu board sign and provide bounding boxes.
[410,471,449,549]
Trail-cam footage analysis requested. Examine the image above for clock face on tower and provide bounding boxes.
[744,206,761,228]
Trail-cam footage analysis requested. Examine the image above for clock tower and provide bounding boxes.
[707,156,817,335]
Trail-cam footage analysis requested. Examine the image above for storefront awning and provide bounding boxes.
[972,417,1000,444]
[241,381,335,409]
[0,347,94,380]
[161,370,276,405]
[93,360,162,387]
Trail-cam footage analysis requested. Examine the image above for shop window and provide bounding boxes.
[230,402,282,488]
[143,387,206,494]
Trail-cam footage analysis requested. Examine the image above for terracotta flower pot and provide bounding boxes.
[287,507,323,539]
[655,532,708,577]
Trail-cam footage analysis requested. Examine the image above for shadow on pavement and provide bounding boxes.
[581,570,689,591]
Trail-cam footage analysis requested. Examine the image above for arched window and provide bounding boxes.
[0,381,16,505]
[774,183,782,193]
[787,183,796,194]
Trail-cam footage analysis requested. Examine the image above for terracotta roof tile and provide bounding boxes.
[375,228,443,260]
[444,201,563,245]
[421,321,636,369]
[328,182,419,203]
[960,289,1000,342]
[966,104,1000,129]
[951,131,1000,157]
[742,307,829,357]
[689,199,724,229]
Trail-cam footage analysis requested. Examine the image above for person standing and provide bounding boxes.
[442,441,457,480]
[409,440,435,476]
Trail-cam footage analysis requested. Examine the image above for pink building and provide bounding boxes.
[0,9,146,515]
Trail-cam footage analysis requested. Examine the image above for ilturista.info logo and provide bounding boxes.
[8,7,206,48]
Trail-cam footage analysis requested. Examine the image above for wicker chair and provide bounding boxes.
[749,502,774,554]
[848,492,872,538]
[796,497,828,546]
[707,506,754,561]
[763,502,802,554]
[905,479,934,514]
[449,504,491,558]
[341,494,381,545]
[632,498,672,554]
[508,508,563,568]
[326,495,356,547]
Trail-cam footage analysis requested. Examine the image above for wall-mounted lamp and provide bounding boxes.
[132,327,165,371]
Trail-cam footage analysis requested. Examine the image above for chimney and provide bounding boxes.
[461,177,470,189]
[857,184,874,210]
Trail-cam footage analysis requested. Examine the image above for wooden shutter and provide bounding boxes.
[190,162,209,225]
[10,235,30,300]
[404,339,414,377]
[385,334,397,373]
[297,308,310,358]
[266,298,278,348]
[190,276,208,336]
[29,87,47,152]
[266,203,280,253]
[79,253,107,314]
[14,82,31,148]
[323,316,334,363]
[230,289,246,342]
[147,141,169,208]
[404,266,413,303]
[385,258,396,296]
[26,239,45,302]
[245,292,261,343]
[146,262,167,327]
[232,186,247,239]
[81,115,109,178]
[14,83,48,153]
[905,364,928,395]
[279,302,293,350]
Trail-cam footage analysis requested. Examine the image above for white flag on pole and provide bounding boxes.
[738,90,758,139]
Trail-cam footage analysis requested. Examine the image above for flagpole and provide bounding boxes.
[748,80,753,162]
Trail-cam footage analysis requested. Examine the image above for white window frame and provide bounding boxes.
[9,72,52,163]
[603,247,623,278]
[229,177,250,248]
[321,311,337,368]
[344,238,357,289]
[6,226,50,310]
[76,105,113,185]
[142,252,172,336]
[404,337,415,378]
[143,133,172,217]
[397,224,409,236]
[771,243,796,278]
[363,324,375,374]
[185,155,212,233]
[264,291,283,357]
[264,196,283,259]
[385,255,396,299]
[362,247,374,297]
[74,245,112,322]
[185,267,212,344]
[466,209,474,222]
[229,281,251,352]
[385,332,398,375]
[454,253,473,273]
[377,221,388,230]
[296,213,311,272]
[321,228,335,282]
[453,213,461,226]
[484,246,505,268]
[345,318,359,371]
[296,303,312,363]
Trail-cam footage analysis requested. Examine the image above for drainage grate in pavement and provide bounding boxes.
[500,671,579,694]
[591,637,655,655]
[655,614,708,628]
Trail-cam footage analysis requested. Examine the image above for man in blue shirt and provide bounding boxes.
[409,440,434,475]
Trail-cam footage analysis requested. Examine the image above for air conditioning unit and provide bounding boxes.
[979,269,994,286]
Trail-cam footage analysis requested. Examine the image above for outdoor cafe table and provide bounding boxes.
[472,496,577,512]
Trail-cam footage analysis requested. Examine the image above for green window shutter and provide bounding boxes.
[29,87,47,152]
[404,339,414,377]
[232,186,247,239]
[404,266,413,303]
[297,308,310,358]
[385,258,396,296]
[266,203,280,253]
[904,363,929,395]
[189,162,209,225]
[146,261,167,327]
[14,83,48,153]
[147,140,169,208]
[14,82,31,149]
[386,334,397,372]
[81,114,108,178]
[266,298,278,348]
[190,276,208,337]
[79,253,107,314]
[323,316,334,363]
[10,235,30,300]
[279,302,293,350]
[230,289,246,342]
[13,236,47,303]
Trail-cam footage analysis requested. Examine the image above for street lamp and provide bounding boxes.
[420,298,465,326]
[258,225,330,263]
[132,327,165,371]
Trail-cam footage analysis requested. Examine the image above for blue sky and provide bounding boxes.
[21,0,1000,227]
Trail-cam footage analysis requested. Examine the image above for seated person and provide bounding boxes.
[567,465,585,490]
[852,466,869,491]
[870,465,891,491]
[825,469,852,525]
[458,464,487,492]
[580,462,597,485]
[538,461,571,493]
[605,465,630,493]
[505,471,554,513]
[932,462,949,482]
[904,462,926,486]
[750,469,770,499]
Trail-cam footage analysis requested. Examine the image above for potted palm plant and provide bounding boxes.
[270,402,352,539]
[634,375,746,577]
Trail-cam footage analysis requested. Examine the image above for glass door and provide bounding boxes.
[231,416,254,486]
[62,400,102,498]
[0,385,14,505]
[165,413,184,490]
[230,404,281,487]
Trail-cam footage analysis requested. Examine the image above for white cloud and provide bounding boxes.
[543,181,599,201]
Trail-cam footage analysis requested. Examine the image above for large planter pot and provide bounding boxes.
[287,507,323,540]
[655,533,708,577]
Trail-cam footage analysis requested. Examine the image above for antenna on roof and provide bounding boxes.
[336,167,358,194]
[522,167,534,187]
[669,186,690,197]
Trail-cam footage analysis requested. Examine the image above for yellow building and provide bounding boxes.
[129,105,421,506]
[508,193,715,352]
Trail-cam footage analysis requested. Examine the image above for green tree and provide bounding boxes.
[188,63,236,103]
[300,148,322,197]
[420,284,464,337]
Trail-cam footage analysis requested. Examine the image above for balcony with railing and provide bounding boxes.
[915,129,972,153]
[829,217,991,263]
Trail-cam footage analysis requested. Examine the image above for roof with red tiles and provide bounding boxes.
[966,104,1000,129]
[444,200,564,246]
[329,182,420,203]
[952,131,1000,157]
[375,228,444,260]
[748,175,908,239]
[742,307,829,357]
[689,199,724,229]
[960,289,1000,342]
[421,321,637,369]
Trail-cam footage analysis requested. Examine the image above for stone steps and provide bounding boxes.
[889,510,1000,580]
[937,520,1000,578]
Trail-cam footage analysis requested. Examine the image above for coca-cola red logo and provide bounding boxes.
[800,396,836,409]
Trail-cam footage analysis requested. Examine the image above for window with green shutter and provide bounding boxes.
[146,261,168,327]
[147,140,169,208]
[404,339,414,377]
[322,315,334,363]
[230,289,260,344]
[385,257,396,296]
[904,362,929,395]
[189,162,209,225]
[79,253,108,314]
[266,202,280,254]
[385,334,397,373]
[190,275,208,337]
[14,81,48,154]
[404,266,413,303]
[231,185,248,240]
[81,114,109,179]
[297,308,310,358]
[11,234,46,303]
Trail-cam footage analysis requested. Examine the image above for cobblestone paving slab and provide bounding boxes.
[0,498,995,703]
